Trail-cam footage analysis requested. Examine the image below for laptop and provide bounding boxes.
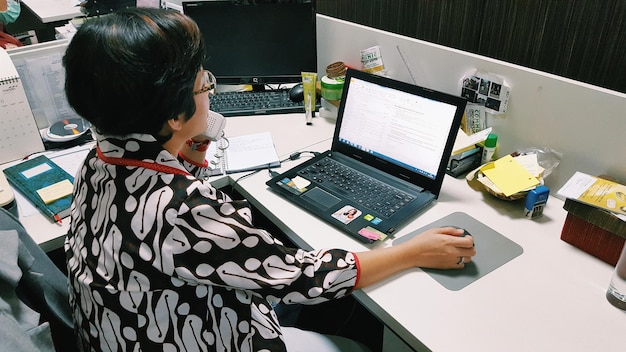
[266,68,467,243]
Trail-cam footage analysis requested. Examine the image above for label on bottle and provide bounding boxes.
[481,147,495,164]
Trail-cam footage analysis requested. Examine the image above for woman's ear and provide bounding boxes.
[157,116,183,141]
[166,116,184,133]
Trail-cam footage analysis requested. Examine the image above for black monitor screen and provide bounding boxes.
[183,0,317,87]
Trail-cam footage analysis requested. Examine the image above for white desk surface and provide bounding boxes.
[21,0,83,23]
[234,132,626,351]
[6,113,336,252]
[6,112,626,351]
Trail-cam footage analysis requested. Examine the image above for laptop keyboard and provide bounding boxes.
[298,157,416,217]
[210,90,304,116]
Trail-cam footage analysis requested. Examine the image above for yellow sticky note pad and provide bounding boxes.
[36,179,73,204]
[481,155,540,196]
[291,176,311,190]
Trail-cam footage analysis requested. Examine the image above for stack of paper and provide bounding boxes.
[558,172,626,218]
[452,127,492,155]
[474,154,542,198]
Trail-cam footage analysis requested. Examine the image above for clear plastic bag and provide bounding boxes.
[511,147,563,179]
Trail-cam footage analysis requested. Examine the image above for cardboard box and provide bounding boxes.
[561,198,626,266]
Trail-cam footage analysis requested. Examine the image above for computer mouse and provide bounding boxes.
[289,83,305,102]
[448,226,475,247]
[447,225,472,238]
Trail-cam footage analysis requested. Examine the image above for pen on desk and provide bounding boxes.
[305,91,313,125]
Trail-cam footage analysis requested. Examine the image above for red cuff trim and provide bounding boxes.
[178,152,209,168]
[352,251,361,290]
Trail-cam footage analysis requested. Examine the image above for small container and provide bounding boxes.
[607,242,626,310]
[320,75,345,101]
[481,133,498,164]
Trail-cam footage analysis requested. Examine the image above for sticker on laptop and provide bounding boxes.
[357,226,388,242]
[331,205,361,224]
[277,176,311,195]
[363,214,383,225]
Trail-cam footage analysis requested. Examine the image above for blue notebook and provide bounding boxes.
[3,155,74,222]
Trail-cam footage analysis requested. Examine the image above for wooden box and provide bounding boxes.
[561,198,626,266]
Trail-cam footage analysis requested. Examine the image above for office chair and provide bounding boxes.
[0,208,76,351]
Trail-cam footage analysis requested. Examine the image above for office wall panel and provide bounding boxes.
[317,0,626,94]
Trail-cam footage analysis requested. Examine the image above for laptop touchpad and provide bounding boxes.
[302,187,341,209]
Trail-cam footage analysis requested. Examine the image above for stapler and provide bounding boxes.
[446,146,482,177]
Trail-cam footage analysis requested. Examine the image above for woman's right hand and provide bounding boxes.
[399,227,476,269]
[354,227,476,289]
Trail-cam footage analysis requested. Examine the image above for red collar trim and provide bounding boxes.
[178,151,209,168]
[96,146,191,176]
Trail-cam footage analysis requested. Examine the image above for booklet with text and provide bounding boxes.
[557,172,626,217]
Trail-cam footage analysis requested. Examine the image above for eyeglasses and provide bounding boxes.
[193,70,217,96]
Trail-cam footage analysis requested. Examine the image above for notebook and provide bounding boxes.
[266,69,467,243]
[206,132,281,175]
[3,155,74,222]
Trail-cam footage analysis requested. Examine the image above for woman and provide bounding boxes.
[0,0,20,24]
[63,7,475,351]
[0,0,22,49]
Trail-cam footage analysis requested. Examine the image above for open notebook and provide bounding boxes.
[206,132,280,175]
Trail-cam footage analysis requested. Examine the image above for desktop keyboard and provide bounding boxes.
[298,157,416,217]
[210,89,304,116]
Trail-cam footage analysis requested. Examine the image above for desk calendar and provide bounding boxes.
[0,49,45,164]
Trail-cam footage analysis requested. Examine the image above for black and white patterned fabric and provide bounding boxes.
[65,133,360,351]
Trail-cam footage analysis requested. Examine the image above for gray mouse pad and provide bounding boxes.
[393,212,523,291]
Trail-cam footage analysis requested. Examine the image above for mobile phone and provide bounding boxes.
[198,110,226,141]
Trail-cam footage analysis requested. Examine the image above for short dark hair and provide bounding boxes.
[63,7,206,139]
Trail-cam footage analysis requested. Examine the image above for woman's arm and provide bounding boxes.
[354,227,475,289]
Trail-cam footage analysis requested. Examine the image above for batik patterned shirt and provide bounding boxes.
[65,133,360,351]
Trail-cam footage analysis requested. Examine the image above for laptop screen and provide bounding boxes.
[337,76,459,180]
[332,69,466,197]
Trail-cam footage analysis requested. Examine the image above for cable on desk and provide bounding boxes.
[231,150,320,186]
[267,150,320,179]
[232,169,263,187]
[268,170,281,179]
[286,151,320,161]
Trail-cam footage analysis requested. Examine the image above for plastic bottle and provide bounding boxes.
[481,133,498,164]
[606,243,626,310]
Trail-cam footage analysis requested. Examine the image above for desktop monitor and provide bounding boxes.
[183,0,317,90]
[8,40,75,130]
[81,0,138,17]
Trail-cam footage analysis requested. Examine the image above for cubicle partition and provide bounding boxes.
[315,14,626,193]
